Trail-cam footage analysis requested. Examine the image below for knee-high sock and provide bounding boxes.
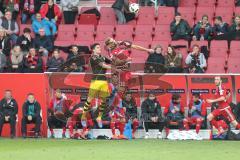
[110,122,116,135]
[132,120,139,134]
[183,119,190,131]
[196,121,202,134]
[62,127,66,134]
[210,119,219,130]
[119,122,125,135]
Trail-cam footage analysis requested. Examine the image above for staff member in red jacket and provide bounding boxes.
[39,0,62,24]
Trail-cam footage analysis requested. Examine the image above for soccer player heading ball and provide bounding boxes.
[206,76,240,134]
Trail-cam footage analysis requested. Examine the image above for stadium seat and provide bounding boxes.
[179,0,197,7]
[78,14,98,26]
[235,7,240,16]
[215,7,234,25]
[76,25,95,41]
[151,41,170,52]
[99,7,117,25]
[229,41,240,58]
[197,0,216,7]
[177,7,195,26]
[97,0,115,5]
[153,25,172,41]
[227,58,240,73]
[196,7,215,23]
[134,25,153,41]
[95,25,114,41]
[171,40,189,56]
[19,24,34,36]
[137,7,156,25]
[210,40,228,57]
[156,7,175,25]
[73,40,93,47]
[115,25,134,41]
[190,41,209,49]
[56,30,76,41]
[80,7,95,13]
[206,57,226,73]
[217,0,235,7]
[54,40,75,47]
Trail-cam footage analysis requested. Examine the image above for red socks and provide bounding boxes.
[132,120,139,134]
[119,122,125,135]
[110,122,116,135]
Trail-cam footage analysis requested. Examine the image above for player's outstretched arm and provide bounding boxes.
[131,44,154,53]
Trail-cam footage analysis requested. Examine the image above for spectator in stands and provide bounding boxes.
[0,28,11,56]
[47,48,64,72]
[229,15,240,40]
[40,0,62,24]
[20,0,42,24]
[0,90,18,138]
[0,0,4,14]
[185,45,207,73]
[236,0,240,6]
[21,93,42,138]
[67,45,80,60]
[193,15,212,41]
[164,94,184,136]
[0,49,6,72]
[112,0,132,24]
[32,13,57,37]
[141,91,166,139]
[23,46,43,73]
[212,16,229,40]
[48,89,68,138]
[33,28,53,57]
[144,45,165,73]
[164,46,183,73]
[183,93,206,135]
[60,0,79,24]
[0,11,3,18]
[170,12,191,40]
[64,62,83,72]
[122,92,139,138]
[6,45,24,72]
[16,28,33,54]
[0,10,19,44]
[2,0,19,20]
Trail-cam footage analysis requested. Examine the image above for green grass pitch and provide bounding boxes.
[0,139,239,160]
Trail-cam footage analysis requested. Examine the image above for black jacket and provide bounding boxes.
[22,100,41,118]
[141,98,162,120]
[47,57,64,72]
[112,0,128,10]
[145,53,165,73]
[123,98,138,118]
[170,19,191,37]
[0,98,18,117]
[16,35,33,52]
[0,36,11,56]
[33,36,53,52]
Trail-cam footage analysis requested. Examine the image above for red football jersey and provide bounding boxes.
[110,48,130,60]
[214,85,230,109]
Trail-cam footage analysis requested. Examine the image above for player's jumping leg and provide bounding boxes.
[132,118,139,139]
[195,118,203,134]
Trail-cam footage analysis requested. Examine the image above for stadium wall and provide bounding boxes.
[0,73,239,137]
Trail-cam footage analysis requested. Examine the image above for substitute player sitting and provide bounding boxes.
[206,76,240,133]
[183,93,206,135]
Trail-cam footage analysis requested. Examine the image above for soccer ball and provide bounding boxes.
[129,3,139,14]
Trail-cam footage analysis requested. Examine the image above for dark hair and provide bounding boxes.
[27,93,34,96]
[90,43,100,50]
[167,45,177,57]
[175,12,181,16]
[23,28,31,33]
[192,93,200,98]
[5,89,12,93]
[53,48,60,53]
[215,16,222,22]
[172,94,181,101]
[192,44,200,49]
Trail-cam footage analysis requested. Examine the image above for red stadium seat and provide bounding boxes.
[179,0,197,7]
[95,25,114,41]
[99,7,117,25]
[190,41,209,49]
[73,40,93,47]
[227,58,240,73]
[229,41,240,58]
[177,7,195,26]
[196,7,215,23]
[235,7,240,16]
[217,0,235,7]
[206,57,226,73]
[153,25,171,41]
[197,0,216,7]
[210,40,228,57]
[56,24,76,41]
[137,7,156,25]
[151,41,170,52]
[115,25,134,41]
[54,40,75,47]
[134,25,153,41]
[171,40,189,56]
[97,0,115,4]
[76,25,95,41]
[156,7,175,25]
[215,7,234,24]
[78,14,98,26]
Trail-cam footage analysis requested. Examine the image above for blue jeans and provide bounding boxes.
[21,13,35,24]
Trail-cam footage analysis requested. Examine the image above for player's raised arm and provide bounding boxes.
[131,44,154,53]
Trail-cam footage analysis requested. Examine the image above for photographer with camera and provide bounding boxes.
[185,45,207,73]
